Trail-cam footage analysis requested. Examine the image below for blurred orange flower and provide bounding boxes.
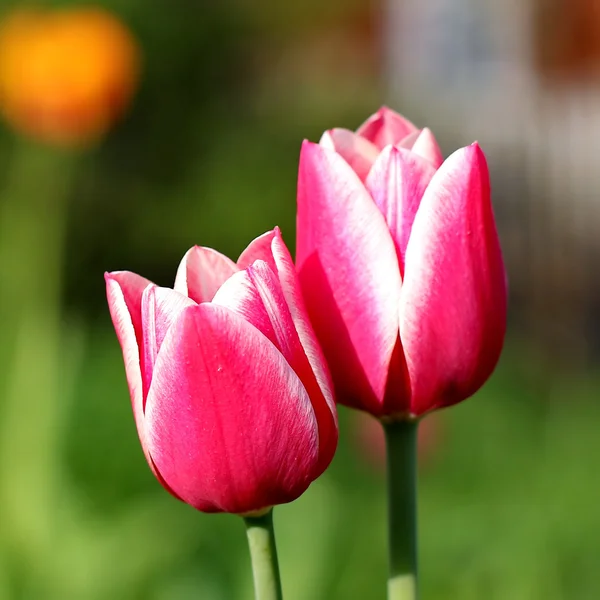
[0,6,140,146]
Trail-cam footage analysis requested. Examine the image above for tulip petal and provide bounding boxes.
[145,303,319,514]
[398,128,444,168]
[356,106,418,149]
[296,141,404,414]
[174,246,238,303]
[237,230,277,272]
[211,262,289,352]
[140,285,196,398]
[269,230,337,473]
[365,146,437,272]
[212,259,320,405]
[106,271,152,347]
[105,271,153,464]
[319,128,380,181]
[400,143,507,415]
[218,238,338,474]
[240,228,336,417]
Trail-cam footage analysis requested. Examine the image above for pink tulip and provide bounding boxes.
[296,107,507,419]
[105,229,337,514]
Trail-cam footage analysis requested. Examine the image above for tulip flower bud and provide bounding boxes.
[0,7,139,146]
[105,229,338,515]
[296,107,507,420]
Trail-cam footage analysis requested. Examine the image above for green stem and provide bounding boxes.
[383,420,419,600]
[244,510,283,600]
[0,141,74,313]
[0,140,76,556]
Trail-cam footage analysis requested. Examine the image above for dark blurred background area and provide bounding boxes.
[65,0,382,318]
[0,0,599,599]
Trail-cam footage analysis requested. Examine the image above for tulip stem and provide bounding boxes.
[384,419,419,600]
[244,510,283,600]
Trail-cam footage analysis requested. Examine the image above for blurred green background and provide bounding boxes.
[1,0,600,598]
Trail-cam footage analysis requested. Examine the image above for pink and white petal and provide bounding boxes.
[106,271,152,347]
[141,286,196,398]
[233,227,338,469]
[296,141,404,414]
[270,230,338,473]
[174,246,238,303]
[145,303,320,514]
[213,258,325,404]
[211,264,284,351]
[270,230,335,415]
[400,143,507,416]
[219,246,337,475]
[365,146,437,272]
[399,128,444,168]
[319,128,380,181]
[397,130,420,149]
[237,230,277,272]
[356,106,418,149]
[105,273,153,468]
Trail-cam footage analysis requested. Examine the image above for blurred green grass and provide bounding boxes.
[62,329,600,600]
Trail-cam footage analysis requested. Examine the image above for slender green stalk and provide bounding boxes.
[383,419,419,600]
[244,510,283,600]
[0,140,76,555]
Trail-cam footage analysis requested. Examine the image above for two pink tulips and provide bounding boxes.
[106,107,507,600]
